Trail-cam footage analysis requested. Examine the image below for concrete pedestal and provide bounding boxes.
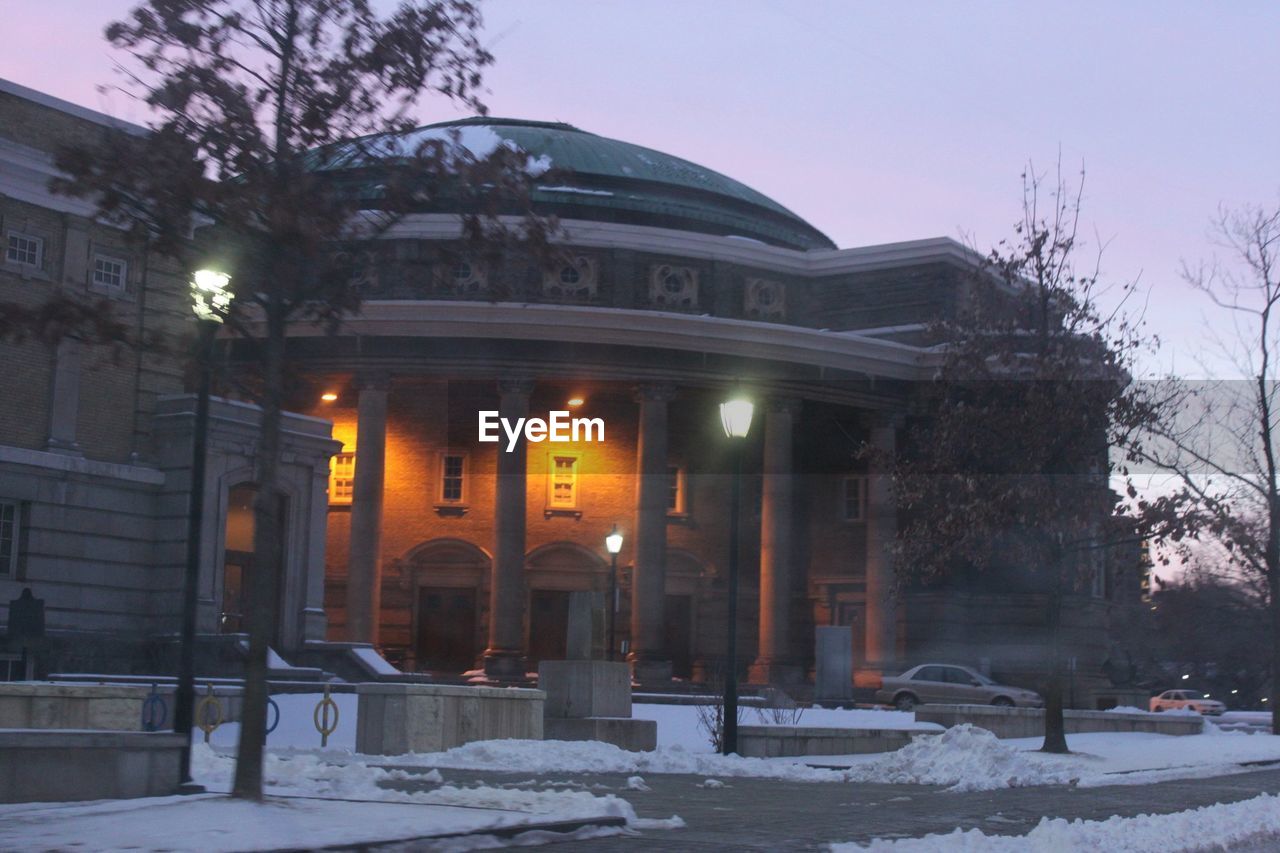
[355,683,543,755]
[0,730,183,803]
[539,660,631,718]
[538,660,655,751]
[545,717,656,751]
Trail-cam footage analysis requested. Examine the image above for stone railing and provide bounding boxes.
[736,725,933,758]
[913,705,1205,738]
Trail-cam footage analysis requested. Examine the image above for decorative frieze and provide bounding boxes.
[542,255,598,301]
[648,264,698,310]
[744,277,785,321]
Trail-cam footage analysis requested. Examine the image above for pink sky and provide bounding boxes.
[5,1,1279,377]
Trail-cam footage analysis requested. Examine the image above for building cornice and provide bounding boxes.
[374,213,983,278]
[273,301,939,381]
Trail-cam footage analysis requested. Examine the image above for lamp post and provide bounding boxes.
[175,269,232,789]
[719,394,753,756]
[605,525,623,661]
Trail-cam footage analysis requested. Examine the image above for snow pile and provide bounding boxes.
[842,792,1280,851]
[848,725,1075,792]
[381,739,848,782]
[1103,705,1150,714]
[191,745,657,829]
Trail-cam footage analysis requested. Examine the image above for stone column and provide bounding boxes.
[629,382,675,684]
[346,373,389,645]
[863,416,900,677]
[483,378,534,680]
[749,399,801,685]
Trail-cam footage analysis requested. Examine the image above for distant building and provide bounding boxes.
[0,80,1130,705]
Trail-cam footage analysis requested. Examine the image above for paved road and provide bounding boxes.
[388,765,1280,851]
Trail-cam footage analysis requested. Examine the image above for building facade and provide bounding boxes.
[0,85,1134,703]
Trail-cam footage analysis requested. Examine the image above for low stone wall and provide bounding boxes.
[913,705,1205,738]
[737,725,923,758]
[356,683,544,755]
[0,730,184,803]
[0,683,243,730]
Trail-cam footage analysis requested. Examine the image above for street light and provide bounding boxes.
[175,268,232,791]
[605,525,624,662]
[719,393,753,756]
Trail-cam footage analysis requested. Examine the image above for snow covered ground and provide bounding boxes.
[200,695,1279,794]
[837,792,1280,851]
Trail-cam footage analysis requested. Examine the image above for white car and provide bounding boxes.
[1149,689,1226,715]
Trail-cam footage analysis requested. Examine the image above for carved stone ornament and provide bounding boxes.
[543,255,598,301]
[648,264,698,309]
[744,277,785,320]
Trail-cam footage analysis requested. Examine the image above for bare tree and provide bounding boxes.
[55,0,553,799]
[890,164,1193,753]
[1142,200,1280,733]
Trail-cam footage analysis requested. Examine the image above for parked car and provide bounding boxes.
[1149,689,1226,716]
[875,664,1044,711]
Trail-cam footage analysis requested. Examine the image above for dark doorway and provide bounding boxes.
[415,587,477,672]
[528,589,570,666]
[665,594,693,678]
[221,484,287,644]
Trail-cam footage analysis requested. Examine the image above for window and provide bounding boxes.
[0,502,17,576]
[438,452,467,504]
[914,666,944,682]
[667,464,687,516]
[6,232,42,268]
[329,451,355,505]
[841,476,865,522]
[547,452,580,511]
[92,254,127,290]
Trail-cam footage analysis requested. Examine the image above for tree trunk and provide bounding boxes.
[1272,568,1280,736]
[1041,584,1070,753]
[232,304,287,800]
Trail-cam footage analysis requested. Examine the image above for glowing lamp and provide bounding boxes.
[191,269,232,323]
[321,392,338,402]
[719,397,754,439]
[567,397,585,408]
[605,524,623,555]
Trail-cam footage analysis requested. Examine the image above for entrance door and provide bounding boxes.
[415,587,477,672]
[664,594,693,678]
[528,589,570,666]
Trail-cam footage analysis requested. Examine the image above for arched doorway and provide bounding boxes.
[404,539,488,673]
[525,542,607,666]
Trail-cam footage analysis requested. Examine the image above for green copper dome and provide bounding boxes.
[327,117,835,251]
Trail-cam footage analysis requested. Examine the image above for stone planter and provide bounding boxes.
[356,683,544,755]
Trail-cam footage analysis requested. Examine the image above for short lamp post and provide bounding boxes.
[605,525,624,662]
[719,395,753,756]
[175,269,232,789]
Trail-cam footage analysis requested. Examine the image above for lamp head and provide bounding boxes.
[605,524,623,555]
[720,396,754,439]
[191,269,232,323]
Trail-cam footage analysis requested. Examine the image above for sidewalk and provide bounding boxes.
[0,791,628,851]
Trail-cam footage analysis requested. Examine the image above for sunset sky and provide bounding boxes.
[5,1,1279,377]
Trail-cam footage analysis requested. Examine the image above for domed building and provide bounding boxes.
[0,84,1135,705]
